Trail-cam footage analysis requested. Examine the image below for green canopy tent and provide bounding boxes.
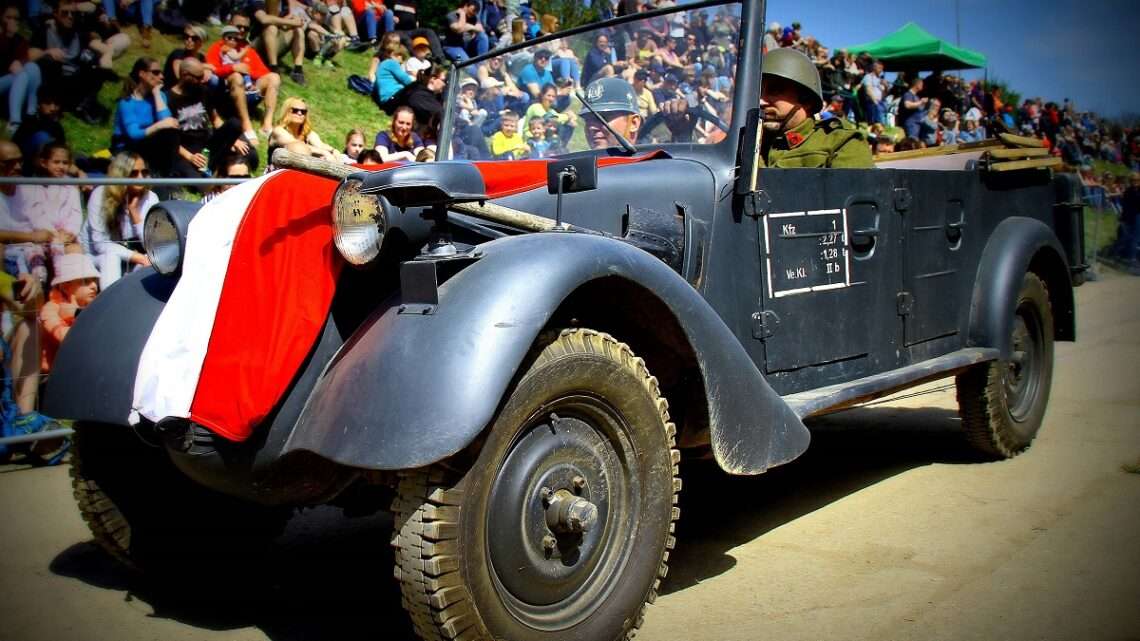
[846,22,987,71]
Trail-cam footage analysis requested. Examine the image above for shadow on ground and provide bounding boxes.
[49,405,977,640]
[660,405,977,595]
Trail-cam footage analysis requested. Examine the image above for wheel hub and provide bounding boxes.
[1004,310,1042,422]
[486,405,637,613]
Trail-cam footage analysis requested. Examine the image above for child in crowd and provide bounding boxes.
[371,42,414,105]
[39,253,98,373]
[405,36,433,77]
[357,148,384,165]
[456,77,486,129]
[342,129,367,163]
[525,117,555,158]
[12,143,82,273]
[489,110,528,159]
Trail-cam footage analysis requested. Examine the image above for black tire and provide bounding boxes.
[392,328,681,641]
[956,272,1055,459]
[70,422,292,575]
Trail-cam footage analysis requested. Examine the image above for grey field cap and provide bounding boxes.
[763,48,823,112]
[583,76,639,115]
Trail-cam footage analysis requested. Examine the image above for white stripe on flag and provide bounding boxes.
[129,174,273,425]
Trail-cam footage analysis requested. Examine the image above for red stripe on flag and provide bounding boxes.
[189,171,344,441]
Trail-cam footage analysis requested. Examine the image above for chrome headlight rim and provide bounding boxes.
[333,177,389,266]
[143,205,187,276]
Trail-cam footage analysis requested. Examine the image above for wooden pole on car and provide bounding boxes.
[271,148,562,233]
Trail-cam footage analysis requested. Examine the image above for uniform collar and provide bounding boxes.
[777,117,816,150]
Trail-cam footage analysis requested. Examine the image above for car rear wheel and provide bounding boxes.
[70,422,292,574]
[956,272,1055,459]
[391,328,681,641]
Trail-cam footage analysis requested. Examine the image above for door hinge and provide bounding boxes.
[896,291,914,316]
[744,190,771,219]
[893,187,912,212]
[752,310,780,340]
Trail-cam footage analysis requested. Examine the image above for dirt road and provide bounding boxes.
[2,271,1138,641]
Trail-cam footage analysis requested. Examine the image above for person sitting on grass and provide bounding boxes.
[370,42,414,107]
[206,21,281,144]
[357,148,383,166]
[269,97,338,161]
[111,56,181,176]
[246,0,307,85]
[489,109,528,159]
[374,105,424,162]
[166,58,257,178]
[13,142,83,268]
[404,35,432,77]
[342,129,366,163]
[163,25,211,87]
[82,152,154,290]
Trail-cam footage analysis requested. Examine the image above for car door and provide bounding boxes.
[753,168,903,389]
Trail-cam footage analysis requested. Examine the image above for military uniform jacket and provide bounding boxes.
[762,116,873,169]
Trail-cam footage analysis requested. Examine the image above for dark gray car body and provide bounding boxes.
[43,0,1082,503]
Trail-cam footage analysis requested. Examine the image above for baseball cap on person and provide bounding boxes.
[51,253,99,287]
[663,72,680,84]
[480,77,504,89]
[221,25,241,38]
[459,77,478,89]
[634,70,649,82]
[412,36,430,49]
[533,48,551,60]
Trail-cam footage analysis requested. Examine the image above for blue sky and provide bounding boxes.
[764,0,1140,118]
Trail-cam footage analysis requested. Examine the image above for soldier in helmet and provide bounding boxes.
[582,77,642,150]
[761,48,872,168]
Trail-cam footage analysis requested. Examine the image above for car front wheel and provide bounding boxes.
[392,328,681,641]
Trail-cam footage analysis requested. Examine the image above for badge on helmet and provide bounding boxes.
[582,77,639,115]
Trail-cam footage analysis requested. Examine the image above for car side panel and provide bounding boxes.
[285,232,810,475]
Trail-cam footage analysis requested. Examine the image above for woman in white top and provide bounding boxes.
[83,152,156,290]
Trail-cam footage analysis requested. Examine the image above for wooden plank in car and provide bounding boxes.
[988,157,1062,172]
[999,132,1048,148]
[988,147,1051,159]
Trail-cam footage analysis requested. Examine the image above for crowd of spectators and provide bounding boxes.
[761,17,1140,169]
[1,0,1138,457]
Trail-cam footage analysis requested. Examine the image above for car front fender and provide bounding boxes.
[286,232,809,475]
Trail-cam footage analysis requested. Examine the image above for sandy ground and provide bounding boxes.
[1,270,1138,641]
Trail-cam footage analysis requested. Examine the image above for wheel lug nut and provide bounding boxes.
[540,486,552,505]
[542,534,556,554]
[572,476,586,492]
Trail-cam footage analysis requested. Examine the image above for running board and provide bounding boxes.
[783,348,1000,419]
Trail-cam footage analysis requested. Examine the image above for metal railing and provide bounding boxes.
[1,174,257,453]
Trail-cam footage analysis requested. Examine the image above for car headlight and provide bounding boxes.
[143,202,198,276]
[333,177,388,265]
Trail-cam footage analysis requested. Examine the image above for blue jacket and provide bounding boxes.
[112,94,172,150]
[375,58,414,103]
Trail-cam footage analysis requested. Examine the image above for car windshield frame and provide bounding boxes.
[438,0,746,161]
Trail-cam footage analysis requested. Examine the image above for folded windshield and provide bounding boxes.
[448,2,742,160]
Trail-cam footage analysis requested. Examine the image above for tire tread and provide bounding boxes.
[392,328,681,641]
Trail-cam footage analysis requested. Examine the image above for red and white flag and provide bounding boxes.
[130,170,343,441]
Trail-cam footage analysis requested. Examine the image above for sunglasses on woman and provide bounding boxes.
[291,107,308,116]
[185,33,203,42]
[130,169,150,178]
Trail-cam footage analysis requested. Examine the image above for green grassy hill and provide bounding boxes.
[20,25,392,162]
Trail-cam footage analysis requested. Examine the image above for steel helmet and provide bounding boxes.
[762,48,823,113]
[583,76,639,115]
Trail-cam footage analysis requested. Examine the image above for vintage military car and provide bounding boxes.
[45,1,1085,640]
